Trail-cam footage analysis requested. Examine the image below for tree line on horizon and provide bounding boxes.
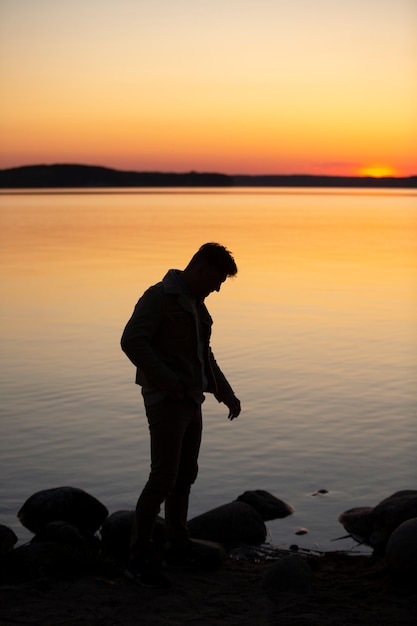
[0,163,416,189]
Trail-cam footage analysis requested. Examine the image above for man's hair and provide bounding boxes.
[190,242,237,277]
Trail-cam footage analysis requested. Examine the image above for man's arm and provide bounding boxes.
[208,348,241,419]
[121,287,180,392]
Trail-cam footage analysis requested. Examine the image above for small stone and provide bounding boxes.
[295,528,309,536]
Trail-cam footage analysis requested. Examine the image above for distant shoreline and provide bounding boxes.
[0,163,416,189]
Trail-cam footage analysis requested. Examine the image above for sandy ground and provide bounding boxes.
[1,551,416,626]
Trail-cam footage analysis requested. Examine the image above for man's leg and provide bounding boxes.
[130,397,200,561]
[164,400,202,546]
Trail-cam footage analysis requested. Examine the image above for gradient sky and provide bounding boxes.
[1,0,416,176]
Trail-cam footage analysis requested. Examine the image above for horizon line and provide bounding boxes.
[1,162,416,180]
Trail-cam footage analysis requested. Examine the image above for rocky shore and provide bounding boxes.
[1,487,416,625]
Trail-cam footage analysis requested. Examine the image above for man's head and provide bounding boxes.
[183,243,237,300]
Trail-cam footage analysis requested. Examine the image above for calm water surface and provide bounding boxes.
[1,188,416,551]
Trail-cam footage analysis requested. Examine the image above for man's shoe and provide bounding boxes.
[125,560,171,589]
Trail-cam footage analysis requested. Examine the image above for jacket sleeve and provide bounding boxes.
[120,287,179,392]
[208,346,236,403]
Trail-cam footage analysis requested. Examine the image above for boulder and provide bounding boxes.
[31,521,100,555]
[100,511,166,562]
[186,538,227,570]
[262,555,313,601]
[371,490,417,552]
[236,490,294,521]
[100,510,134,561]
[339,491,417,554]
[385,517,417,577]
[338,506,374,544]
[0,524,18,555]
[188,501,267,546]
[18,486,108,534]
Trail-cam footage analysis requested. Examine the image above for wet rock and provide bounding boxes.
[186,538,227,570]
[32,520,100,556]
[338,506,374,544]
[188,501,267,546]
[339,491,417,554]
[262,555,313,601]
[371,490,417,552]
[236,490,294,521]
[0,524,18,554]
[100,511,166,562]
[385,517,417,577]
[18,486,108,534]
[100,510,134,561]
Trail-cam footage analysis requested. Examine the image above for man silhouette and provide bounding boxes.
[121,243,241,587]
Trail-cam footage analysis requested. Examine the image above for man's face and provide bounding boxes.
[197,265,227,300]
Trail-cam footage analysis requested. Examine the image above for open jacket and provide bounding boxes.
[121,270,235,404]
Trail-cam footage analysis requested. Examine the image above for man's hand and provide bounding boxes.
[225,395,241,420]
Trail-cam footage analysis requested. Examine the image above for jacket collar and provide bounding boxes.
[162,269,188,295]
[162,269,212,324]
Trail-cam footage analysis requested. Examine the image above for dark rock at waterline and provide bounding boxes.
[371,490,417,551]
[338,506,375,544]
[100,510,134,561]
[236,490,294,521]
[338,490,417,554]
[385,517,417,577]
[100,511,226,570]
[101,501,268,558]
[31,520,101,556]
[188,500,267,546]
[0,524,18,555]
[18,486,108,534]
[185,538,228,570]
[262,555,313,600]
[100,511,166,562]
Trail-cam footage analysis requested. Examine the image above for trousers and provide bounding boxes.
[130,395,202,560]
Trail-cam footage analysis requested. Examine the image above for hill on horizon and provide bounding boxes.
[0,163,416,189]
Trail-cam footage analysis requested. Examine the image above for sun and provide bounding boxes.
[358,165,397,178]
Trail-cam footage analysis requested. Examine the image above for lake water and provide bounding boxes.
[1,187,416,553]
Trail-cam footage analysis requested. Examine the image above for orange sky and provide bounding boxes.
[0,0,416,176]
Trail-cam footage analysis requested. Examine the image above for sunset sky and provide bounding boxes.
[1,0,416,176]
